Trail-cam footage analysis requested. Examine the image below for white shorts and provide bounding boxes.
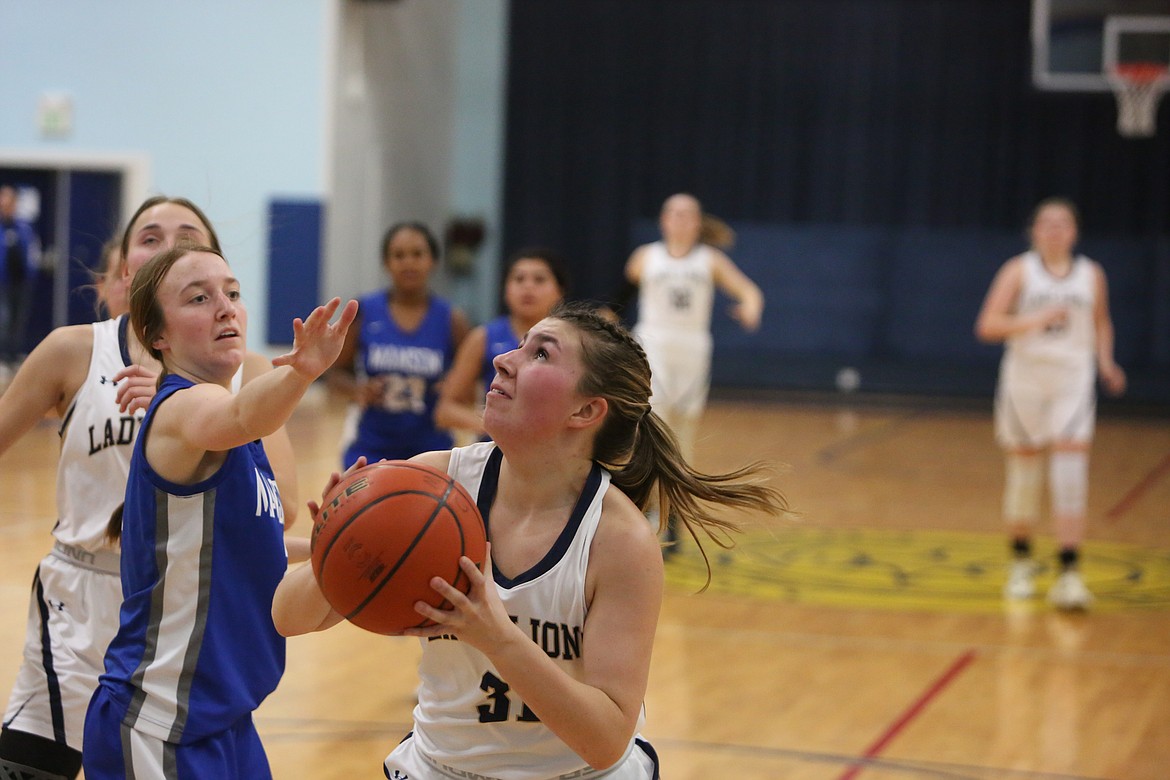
[3,546,121,750]
[385,731,659,780]
[994,357,1096,450]
[634,327,712,419]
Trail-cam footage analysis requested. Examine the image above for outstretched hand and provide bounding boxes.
[272,298,358,381]
[113,364,159,414]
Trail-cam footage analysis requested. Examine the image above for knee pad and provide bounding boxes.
[1003,454,1043,523]
[1049,449,1088,517]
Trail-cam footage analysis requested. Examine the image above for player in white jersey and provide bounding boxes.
[274,302,788,780]
[0,317,138,780]
[624,194,764,551]
[975,198,1126,610]
[0,196,300,779]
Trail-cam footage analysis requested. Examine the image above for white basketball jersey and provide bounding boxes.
[55,317,143,553]
[1005,251,1097,370]
[410,442,644,779]
[635,241,715,335]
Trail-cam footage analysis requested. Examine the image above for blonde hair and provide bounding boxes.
[700,214,736,250]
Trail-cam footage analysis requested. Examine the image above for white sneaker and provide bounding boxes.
[1003,559,1036,600]
[1048,570,1093,610]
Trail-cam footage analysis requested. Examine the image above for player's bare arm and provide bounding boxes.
[0,325,92,453]
[712,250,764,331]
[975,256,1067,342]
[1091,264,1126,395]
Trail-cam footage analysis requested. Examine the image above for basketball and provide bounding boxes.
[310,460,487,635]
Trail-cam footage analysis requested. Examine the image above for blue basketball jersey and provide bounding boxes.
[343,290,456,465]
[97,374,287,744]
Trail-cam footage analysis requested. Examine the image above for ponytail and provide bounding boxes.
[106,503,124,545]
[611,410,783,588]
[553,302,788,587]
[700,214,736,250]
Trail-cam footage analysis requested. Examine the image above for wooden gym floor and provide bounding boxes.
[2,388,1168,779]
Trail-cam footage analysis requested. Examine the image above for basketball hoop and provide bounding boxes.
[1107,62,1170,138]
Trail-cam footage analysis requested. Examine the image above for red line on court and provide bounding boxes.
[836,649,978,780]
[1106,452,1170,523]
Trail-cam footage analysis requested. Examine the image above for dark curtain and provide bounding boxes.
[501,0,1170,301]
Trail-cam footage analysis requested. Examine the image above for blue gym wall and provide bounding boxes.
[627,220,1170,406]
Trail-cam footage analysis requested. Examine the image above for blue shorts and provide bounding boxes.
[82,688,271,780]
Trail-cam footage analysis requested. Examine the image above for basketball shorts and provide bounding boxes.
[3,547,121,751]
[994,357,1096,449]
[384,731,659,780]
[82,691,270,780]
[634,327,712,419]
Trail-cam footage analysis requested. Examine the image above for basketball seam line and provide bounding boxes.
[344,479,459,624]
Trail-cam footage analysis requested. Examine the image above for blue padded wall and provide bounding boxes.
[266,199,322,345]
[629,219,1169,405]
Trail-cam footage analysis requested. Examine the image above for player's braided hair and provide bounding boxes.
[551,302,788,585]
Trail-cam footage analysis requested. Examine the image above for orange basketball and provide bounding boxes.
[310,460,486,635]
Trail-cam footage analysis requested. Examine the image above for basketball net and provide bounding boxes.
[1108,63,1170,138]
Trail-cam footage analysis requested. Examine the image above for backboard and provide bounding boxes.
[1033,0,1170,91]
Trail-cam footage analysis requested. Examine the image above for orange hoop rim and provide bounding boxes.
[1112,62,1170,84]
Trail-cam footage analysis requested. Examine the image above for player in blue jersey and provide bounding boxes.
[329,222,470,467]
[0,196,300,780]
[0,184,42,370]
[81,244,355,780]
[435,247,568,438]
[274,302,787,780]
